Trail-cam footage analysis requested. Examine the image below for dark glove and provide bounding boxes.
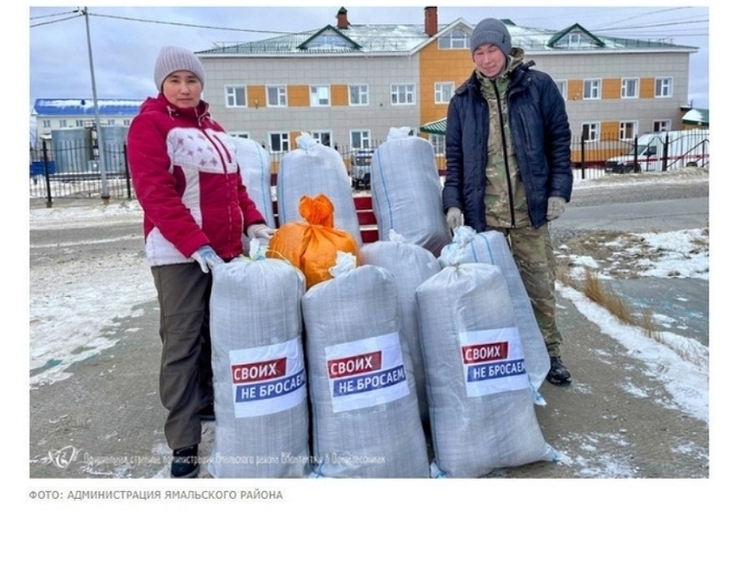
[191,245,223,273]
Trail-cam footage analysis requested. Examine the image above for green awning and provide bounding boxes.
[682,108,709,127]
[420,117,447,135]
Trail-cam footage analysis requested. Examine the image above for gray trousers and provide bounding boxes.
[151,263,214,451]
[489,224,563,357]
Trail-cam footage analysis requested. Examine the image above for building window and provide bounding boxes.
[267,85,287,107]
[438,29,469,49]
[554,80,567,100]
[75,120,85,127]
[225,86,247,107]
[583,79,601,100]
[621,78,639,99]
[350,130,371,149]
[653,120,671,132]
[123,119,131,126]
[230,132,251,139]
[310,85,330,107]
[42,120,51,128]
[619,121,638,140]
[391,84,415,105]
[312,131,332,146]
[349,84,369,106]
[655,77,673,97]
[556,31,595,48]
[59,119,67,128]
[435,82,454,104]
[582,122,600,142]
[268,132,290,153]
[429,134,445,155]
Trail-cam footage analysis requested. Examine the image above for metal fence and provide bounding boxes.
[29,130,709,203]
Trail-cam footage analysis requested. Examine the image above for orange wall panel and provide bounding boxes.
[418,41,474,125]
[640,77,655,98]
[567,80,583,101]
[601,121,619,138]
[247,86,265,108]
[331,84,348,106]
[603,78,621,100]
[288,85,308,107]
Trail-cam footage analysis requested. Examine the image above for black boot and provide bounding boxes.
[546,356,572,386]
[199,402,215,422]
[171,445,199,478]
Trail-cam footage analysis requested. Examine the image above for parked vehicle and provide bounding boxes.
[351,149,375,188]
[605,130,709,173]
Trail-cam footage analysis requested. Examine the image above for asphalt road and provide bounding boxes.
[28,177,709,479]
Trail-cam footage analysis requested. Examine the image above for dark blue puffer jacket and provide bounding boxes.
[442,60,573,231]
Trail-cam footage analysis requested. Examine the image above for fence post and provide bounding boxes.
[662,133,670,171]
[123,142,132,200]
[633,135,639,172]
[580,136,586,180]
[42,140,53,208]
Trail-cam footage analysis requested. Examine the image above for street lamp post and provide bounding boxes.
[79,6,109,203]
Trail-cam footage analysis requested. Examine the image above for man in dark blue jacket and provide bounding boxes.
[442,17,574,386]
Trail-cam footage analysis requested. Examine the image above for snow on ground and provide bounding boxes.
[28,170,710,422]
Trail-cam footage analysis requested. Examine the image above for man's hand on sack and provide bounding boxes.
[191,245,223,273]
[446,207,463,230]
[546,197,566,221]
[247,223,277,241]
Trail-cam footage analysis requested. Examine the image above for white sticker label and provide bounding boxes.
[229,337,306,418]
[325,332,409,413]
[459,327,529,397]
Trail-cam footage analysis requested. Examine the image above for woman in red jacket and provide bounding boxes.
[127,45,274,478]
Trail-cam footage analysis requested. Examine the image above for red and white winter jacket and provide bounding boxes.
[127,94,266,266]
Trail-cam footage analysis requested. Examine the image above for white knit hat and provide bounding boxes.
[153,45,205,91]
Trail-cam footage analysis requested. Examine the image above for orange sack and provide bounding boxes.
[267,193,360,288]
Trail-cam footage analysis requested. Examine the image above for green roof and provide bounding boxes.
[420,118,447,135]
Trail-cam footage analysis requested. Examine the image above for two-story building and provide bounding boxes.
[198,6,699,160]
[31,6,701,170]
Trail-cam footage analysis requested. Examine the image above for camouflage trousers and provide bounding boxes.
[488,224,563,357]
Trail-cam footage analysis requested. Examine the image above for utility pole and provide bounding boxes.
[79,6,109,203]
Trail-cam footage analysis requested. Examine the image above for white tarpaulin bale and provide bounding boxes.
[233,137,276,229]
[370,128,451,256]
[302,264,429,478]
[359,234,441,423]
[416,262,556,478]
[208,256,310,478]
[277,132,362,247]
[439,226,551,402]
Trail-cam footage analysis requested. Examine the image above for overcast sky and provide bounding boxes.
[27,2,711,114]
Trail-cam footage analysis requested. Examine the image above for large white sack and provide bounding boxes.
[439,226,551,402]
[358,233,441,424]
[302,263,429,478]
[233,137,276,228]
[277,132,362,247]
[370,128,451,256]
[416,262,557,478]
[208,255,310,478]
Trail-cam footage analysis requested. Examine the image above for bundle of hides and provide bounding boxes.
[302,262,429,478]
[208,251,310,478]
[276,132,362,247]
[267,193,360,288]
[416,261,557,478]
